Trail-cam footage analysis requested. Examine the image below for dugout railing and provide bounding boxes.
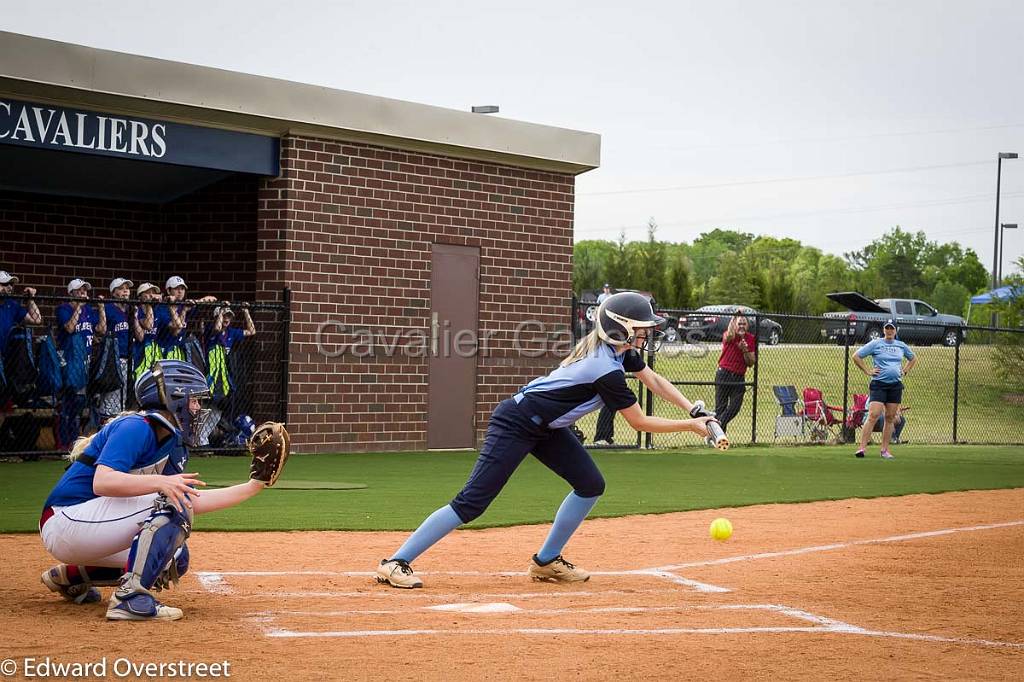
[572,299,1024,447]
[0,290,290,460]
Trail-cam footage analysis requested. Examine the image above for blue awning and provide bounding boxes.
[970,286,1023,305]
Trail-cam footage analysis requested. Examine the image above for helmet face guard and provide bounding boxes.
[141,361,213,447]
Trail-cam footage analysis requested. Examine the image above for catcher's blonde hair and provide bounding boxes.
[66,411,141,462]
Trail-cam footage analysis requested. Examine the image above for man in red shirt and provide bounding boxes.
[714,312,756,433]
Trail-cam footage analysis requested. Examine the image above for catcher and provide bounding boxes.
[38,359,290,621]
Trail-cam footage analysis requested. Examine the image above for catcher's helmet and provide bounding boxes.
[596,292,665,352]
[135,360,212,446]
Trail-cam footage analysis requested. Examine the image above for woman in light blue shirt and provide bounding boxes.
[852,320,917,459]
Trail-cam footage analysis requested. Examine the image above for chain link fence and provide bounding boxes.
[573,300,1024,447]
[0,291,289,460]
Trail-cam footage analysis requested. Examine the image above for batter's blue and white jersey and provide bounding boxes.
[515,343,646,428]
[44,414,188,508]
[855,338,915,384]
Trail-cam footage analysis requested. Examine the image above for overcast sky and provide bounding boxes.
[5,0,1023,277]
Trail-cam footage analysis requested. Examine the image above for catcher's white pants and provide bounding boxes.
[40,493,159,567]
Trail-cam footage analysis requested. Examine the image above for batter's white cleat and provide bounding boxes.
[528,554,590,583]
[41,565,102,604]
[376,559,423,588]
[106,592,183,621]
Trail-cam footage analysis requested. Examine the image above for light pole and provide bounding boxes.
[993,152,1018,326]
[1001,223,1018,285]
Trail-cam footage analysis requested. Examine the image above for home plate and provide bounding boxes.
[426,602,521,614]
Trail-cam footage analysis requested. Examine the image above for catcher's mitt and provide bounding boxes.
[248,421,291,487]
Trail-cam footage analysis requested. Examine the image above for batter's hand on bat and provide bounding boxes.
[689,416,715,438]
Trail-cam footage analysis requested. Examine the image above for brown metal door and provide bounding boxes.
[427,243,480,448]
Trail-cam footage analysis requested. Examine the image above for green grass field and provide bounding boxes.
[3,444,1022,533]
[575,343,1024,446]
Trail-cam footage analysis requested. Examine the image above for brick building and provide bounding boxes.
[0,32,600,453]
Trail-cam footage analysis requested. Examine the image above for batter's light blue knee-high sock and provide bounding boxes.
[535,492,600,564]
[390,504,463,564]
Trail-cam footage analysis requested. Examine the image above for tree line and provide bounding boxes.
[574,222,990,316]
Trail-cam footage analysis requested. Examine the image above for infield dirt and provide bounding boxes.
[3,489,1023,680]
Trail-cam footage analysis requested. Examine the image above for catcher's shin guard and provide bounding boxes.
[111,495,192,614]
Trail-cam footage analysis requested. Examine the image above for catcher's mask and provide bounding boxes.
[135,360,212,447]
[596,292,666,353]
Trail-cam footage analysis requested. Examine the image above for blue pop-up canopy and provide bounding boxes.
[970,286,1023,305]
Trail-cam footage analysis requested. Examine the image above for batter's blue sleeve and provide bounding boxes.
[622,349,646,373]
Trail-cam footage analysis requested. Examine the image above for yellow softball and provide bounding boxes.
[709,517,733,541]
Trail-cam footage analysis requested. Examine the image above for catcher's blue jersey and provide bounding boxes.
[44,414,188,508]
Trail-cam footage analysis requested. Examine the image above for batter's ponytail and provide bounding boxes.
[560,329,603,367]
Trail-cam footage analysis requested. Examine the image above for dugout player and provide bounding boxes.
[157,276,216,360]
[38,360,269,621]
[0,270,42,351]
[376,292,717,588]
[852,319,916,460]
[132,282,161,381]
[95,277,135,421]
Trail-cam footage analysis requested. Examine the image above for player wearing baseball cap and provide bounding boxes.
[852,319,917,460]
[132,282,162,381]
[95,278,135,421]
[156,277,216,360]
[375,292,718,588]
[0,270,42,352]
[55,279,107,447]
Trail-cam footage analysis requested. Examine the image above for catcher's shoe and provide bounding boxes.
[376,559,423,589]
[106,591,183,621]
[41,565,102,604]
[528,554,590,583]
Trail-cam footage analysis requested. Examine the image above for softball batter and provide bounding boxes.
[38,360,285,620]
[377,292,716,588]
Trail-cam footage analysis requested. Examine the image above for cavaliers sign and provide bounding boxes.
[0,98,279,175]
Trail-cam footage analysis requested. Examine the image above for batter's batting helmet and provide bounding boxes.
[596,292,665,352]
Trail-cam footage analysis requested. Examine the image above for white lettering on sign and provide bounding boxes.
[0,100,170,157]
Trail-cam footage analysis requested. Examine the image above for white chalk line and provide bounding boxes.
[195,518,1024,594]
[247,603,838,620]
[194,570,730,595]
[220,588,689,600]
[260,625,1024,649]
[653,520,1024,572]
[197,519,1024,650]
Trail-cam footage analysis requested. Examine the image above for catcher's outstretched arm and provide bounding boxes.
[191,480,264,515]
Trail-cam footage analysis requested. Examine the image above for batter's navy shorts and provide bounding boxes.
[869,380,903,405]
[449,399,605,524]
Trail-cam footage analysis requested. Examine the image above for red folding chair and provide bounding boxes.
[801,387,844,442]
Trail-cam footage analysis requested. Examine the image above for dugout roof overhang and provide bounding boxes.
[0,31,600,203]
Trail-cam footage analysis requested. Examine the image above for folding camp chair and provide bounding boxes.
[802,387,844,443]
[772,385,804,440]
